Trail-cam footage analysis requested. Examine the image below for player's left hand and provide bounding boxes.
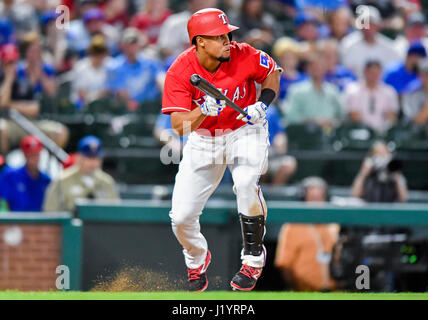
[237,101,268,124]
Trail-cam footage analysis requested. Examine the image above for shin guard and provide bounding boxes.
[239,213,265,256]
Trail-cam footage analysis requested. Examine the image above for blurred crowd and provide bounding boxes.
[0,0,424,209]
[0,0,426,138]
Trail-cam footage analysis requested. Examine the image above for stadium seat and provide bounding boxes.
[386,123,428,151]
[332,123,376,151]
[286,123,327,150]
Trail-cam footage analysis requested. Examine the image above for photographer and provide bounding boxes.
[351,141,408,202]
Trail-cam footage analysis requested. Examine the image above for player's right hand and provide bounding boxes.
[200,95,225,116]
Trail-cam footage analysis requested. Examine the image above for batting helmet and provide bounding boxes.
[187,8,239,45]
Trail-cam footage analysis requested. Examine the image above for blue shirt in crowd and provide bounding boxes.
[266,106,286,145]
[0,17,16,46]
[16,61,55,97]
[325,65,357,92]
[0,166,51,212]
[106,54,163,103]
[293,0,347,11]
[384,62,419,94]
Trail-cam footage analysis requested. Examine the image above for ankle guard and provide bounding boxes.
[239,213,265,256]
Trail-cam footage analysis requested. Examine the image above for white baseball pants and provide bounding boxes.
[169,121,269,269]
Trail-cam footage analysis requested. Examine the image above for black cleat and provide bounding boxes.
[187,250,211,292]
[230,264,262,291]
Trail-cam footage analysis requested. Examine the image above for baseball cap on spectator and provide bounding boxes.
[88,34,108,55]
[407,41,427,57]
[78,136,103,157]
[121,27,140,44]
[0,43,19,63]
[41,10,60,26]
[294,12,318,27]
[83,8,105,24]
[273,37,301,59]
[407,11,425,26]
[20,135,43,156]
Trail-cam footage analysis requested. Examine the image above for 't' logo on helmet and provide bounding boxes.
[218,13,227,24]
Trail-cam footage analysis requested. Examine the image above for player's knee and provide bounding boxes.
[233,177,258,197]
[169,209,197,227]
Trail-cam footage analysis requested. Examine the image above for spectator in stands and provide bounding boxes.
[17,32,56,98]
[349,0,399,23]
[43,135,119,212]
[40,10,68,73]
[294,0,347,13]
[0,17,16,46]
[351,141,408,203]
[130,0,172,45]
[326,6,353,41]
[61,0,98,20]
[402,59,428,126]
[0,0,40,39]
[318,39,357,92]
[275,176,339,291]
[0,135,51,212]
[285,52,343,130]
[273,37,307,104]
[0,43,69,154]
[106,27,164,111]
[70,34,112,109]
[294,12,320,44]
[157,0,217,59]
[384,41,427,95]
[340,6,400,78]
[262,106,297,185]
[344,59,399,134]
[228,0,279,50]
[66,7,120,57]
[394,11,428,59]
[102,0,130,30]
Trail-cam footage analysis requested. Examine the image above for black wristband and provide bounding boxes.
[258,88,276,107]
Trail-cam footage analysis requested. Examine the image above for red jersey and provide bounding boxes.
[162,42,281,136]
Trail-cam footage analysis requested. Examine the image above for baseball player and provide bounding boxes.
[162,8,281,291]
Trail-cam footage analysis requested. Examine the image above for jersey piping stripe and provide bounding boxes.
[163,107,191,112]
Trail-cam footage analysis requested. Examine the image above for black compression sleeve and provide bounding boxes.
[258,88,276,107]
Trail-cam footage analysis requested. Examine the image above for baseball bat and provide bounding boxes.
[190,74,249,118]
[8,109,69,163]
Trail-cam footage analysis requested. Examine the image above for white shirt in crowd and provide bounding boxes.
[70,56,114,105]
[393,35,428,59]
[344,81,399,134]
[340,32,401,78]
[157,11,192,59]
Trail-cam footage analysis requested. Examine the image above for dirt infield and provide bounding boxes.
[91,266,186,292]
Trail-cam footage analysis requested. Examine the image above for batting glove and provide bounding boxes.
[237,101,268,124]
[200,95,226,116]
